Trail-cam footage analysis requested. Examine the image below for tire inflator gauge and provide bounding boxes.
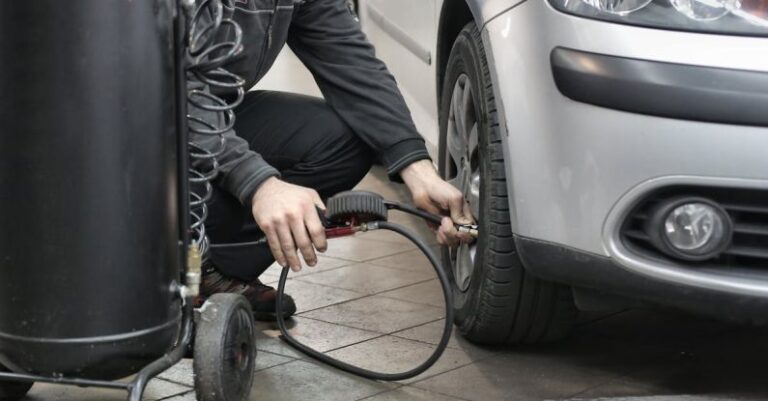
[276,190,478,381]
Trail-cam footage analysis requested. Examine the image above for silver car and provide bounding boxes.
[356,0,768,345]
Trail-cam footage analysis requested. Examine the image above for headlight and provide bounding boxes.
[550,0,768,36]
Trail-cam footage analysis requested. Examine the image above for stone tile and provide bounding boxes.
[254,351,296,372]
[145,378,193,400]
[325,335,478,384]
[361,386,467,401]
[162,390,197,401]
[254,321,309,359]
[321,236,414,262]
[159,351,293,388]
[268,279,366,313]
[386,211,440,244]
[300,295,444,334]
[159,358,195,386]
[249,359,394,401]
[258,316,381,353]
[368,247,442,274]
[379,279,445,307]
[26,378,191,401]
[392,320,493,360]
[355,227,414,245]
[565,376,683,400]
[411,353,620,401]
[565,396,764,401]
[260,255,353,284]
[295,263,434,295]
[354,167,411,201]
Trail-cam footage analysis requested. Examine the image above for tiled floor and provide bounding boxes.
[22,168,768,401]
[19,51,768,401]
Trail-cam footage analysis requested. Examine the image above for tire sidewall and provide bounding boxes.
[438,24,496,329]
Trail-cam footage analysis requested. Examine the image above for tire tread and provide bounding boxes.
[444,23,577,346]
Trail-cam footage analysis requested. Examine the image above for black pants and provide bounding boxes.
[205,91,374,281]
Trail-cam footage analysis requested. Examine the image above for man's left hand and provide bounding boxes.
[400,160,475,246]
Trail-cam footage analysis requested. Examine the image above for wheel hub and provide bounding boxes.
[444,74,480,292]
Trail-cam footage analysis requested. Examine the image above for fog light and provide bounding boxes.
[646,198,732,261]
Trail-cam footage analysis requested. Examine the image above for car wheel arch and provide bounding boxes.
[436,0,477,103]
[438,1,519,234]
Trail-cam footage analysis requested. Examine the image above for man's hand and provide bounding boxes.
[400,160,475,246]
[251,177,327,271]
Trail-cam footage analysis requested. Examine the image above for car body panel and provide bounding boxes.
[359,0,768,305]
[483,0,768,258]
[359,0,440,155]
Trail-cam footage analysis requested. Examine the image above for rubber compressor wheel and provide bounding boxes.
[194,294,256,401]
[0,365,32,401]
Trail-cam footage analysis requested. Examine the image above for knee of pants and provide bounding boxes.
[298,114,376,195]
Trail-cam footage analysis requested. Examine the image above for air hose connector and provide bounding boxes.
[184,243,202,298]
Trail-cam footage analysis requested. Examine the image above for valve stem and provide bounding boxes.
[185,242,202,298]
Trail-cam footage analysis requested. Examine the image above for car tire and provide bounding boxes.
[439,22,577,345]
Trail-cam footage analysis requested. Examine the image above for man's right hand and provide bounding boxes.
[251,177,327,271]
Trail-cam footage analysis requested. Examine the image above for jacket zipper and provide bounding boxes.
[254,0,279,79]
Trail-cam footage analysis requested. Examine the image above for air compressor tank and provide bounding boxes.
[0,1,182,379]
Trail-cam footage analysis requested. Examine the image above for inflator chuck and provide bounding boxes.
[275,190,471,381]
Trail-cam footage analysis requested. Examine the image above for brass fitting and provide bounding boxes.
[185,243,202,298]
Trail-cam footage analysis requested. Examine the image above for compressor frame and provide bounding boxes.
[0,1,255,400]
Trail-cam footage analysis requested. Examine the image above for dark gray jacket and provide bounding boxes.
[194,0,429,205]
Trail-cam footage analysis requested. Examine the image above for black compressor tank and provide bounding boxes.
[0,0,183,380]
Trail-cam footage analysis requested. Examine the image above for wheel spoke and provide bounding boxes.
[444,73,480,293]
[467,123,479,160]
[454,243,477,292]
[460,81,474,134]
[446,121,467,169]
[451,78,467,140]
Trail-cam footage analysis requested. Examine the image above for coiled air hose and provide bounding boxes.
[185,0,244,258]
[276,191,464,381]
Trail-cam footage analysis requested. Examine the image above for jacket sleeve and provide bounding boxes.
[287,0,431,180]
[188,88,280,206]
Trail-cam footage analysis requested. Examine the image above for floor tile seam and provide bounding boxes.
[256,348,299,360]
[293,264,437,289]
[292,277,438,305]
[405,359,482,389]
[355,386,402,401]
[254,357,298,372]
[290,276,378,293]
[368,277,442,298]
[153,376,195,389]
[280,259,359,279]
[250,349,301,368]
[153,389,195,401]
[323,242,419,263]
[364,246,439,267]
[294,292,375,314]
[389,317,444,336]
[376,291,445,309]
[319,331,392,354]
[295,293,444,327]
[353,234,416,246]
[292,314,390,336]
[389,329,491,353]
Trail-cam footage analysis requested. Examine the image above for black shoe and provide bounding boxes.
[198,269,297,321]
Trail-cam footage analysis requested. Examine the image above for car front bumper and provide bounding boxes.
[481,0,768,305]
